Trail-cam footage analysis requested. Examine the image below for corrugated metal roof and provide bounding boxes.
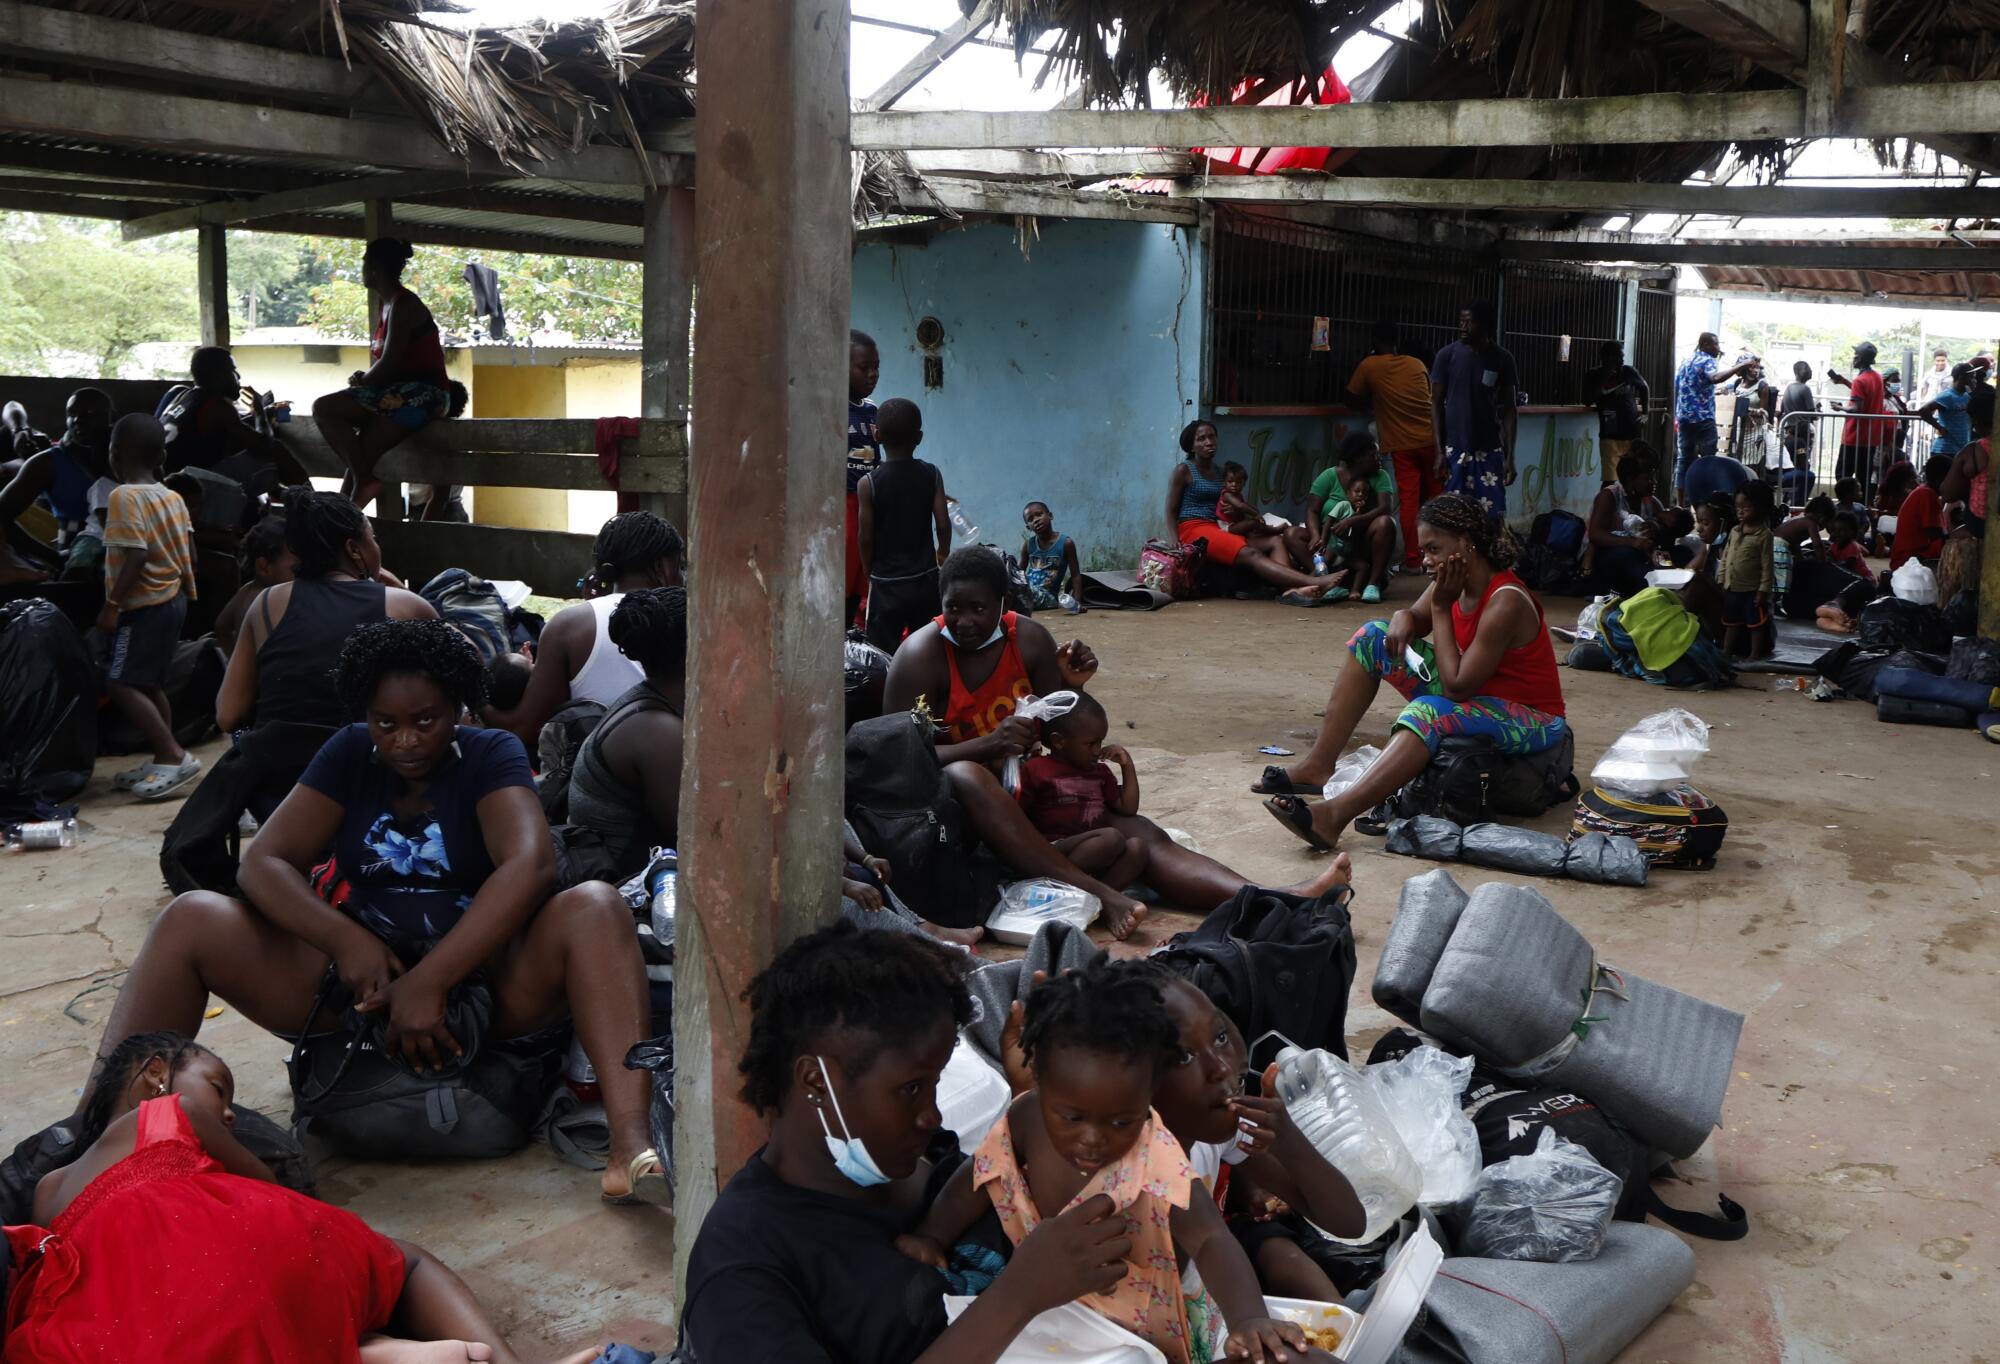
[1696,239,2000,305]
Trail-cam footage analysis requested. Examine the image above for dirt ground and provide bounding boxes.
[3,577,1994,1361]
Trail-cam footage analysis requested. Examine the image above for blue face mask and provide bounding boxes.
[814,1056,891,1188]
[940,620,1004,650]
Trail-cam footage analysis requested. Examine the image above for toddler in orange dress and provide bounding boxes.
[896,960,1307,1364]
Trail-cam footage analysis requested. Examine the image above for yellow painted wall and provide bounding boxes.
[470,363,569,531]
[561,358,643,535]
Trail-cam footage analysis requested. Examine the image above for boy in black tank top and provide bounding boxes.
[856,398,949,653]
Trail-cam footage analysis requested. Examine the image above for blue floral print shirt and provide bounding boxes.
[299,724,534,944]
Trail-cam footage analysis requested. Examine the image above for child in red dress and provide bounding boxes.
[1016,692,1148,938]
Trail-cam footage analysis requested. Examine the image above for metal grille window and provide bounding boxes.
[1500,262,1626,407]
[1207,209,1497,407]
[1635,287,1676,398]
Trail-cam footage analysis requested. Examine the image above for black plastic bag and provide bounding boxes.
[1459,822,1569,876]
[1942,589,1979,638]
[1857,596,1951,655]
[624,1034,675,1195]
[1385,815,1464,861]
[1882,649,1948,676]
[0,598,97,812]
[1949,637,2000,687]
[843,630,892,729]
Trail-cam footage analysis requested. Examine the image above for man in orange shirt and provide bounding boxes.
[1346,320,1437,569]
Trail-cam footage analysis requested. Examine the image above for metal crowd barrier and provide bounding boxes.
[1768,410,1951,506]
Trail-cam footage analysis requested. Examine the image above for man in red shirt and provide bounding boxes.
[1829,342,1888,490]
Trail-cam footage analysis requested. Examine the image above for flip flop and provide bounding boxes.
[602,1147,672,1207]
[1280,586,1341,607]
[1262,795,1334,853]
[1249,765,1302,796]
[1321,586,1352,603]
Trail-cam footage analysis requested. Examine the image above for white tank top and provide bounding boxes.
[567,592,643,707]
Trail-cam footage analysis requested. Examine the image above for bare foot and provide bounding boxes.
[1103,897,1148,941]
[925,921,985,949]
[359,1338,495,1364]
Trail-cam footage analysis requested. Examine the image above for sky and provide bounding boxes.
[447,0,1996,347]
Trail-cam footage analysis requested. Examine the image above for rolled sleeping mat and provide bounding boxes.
[1875,695,1975,727]
[1561,832,1649,887]
[1371,868,1470,1034]
[1385,815,1464,862]
[1404,1223,1696,1364]
[1418,882,1744,1159]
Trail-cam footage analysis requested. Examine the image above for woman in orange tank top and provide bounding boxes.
[882,550,1362,923]
[1259,493,1570,852]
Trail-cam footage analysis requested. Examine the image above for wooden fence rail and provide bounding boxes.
[278,416,688,596]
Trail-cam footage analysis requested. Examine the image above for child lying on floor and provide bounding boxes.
[897,961,1308,1364]
[1016,692,1149,939]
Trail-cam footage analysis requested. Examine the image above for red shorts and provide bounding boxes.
[1178,519,1245,566]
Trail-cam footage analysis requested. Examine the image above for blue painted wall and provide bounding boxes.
[851,219,1202,570]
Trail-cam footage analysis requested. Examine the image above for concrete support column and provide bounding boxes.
[641,184,695,527]
[672,0,851,1290]
[196,223,229,349]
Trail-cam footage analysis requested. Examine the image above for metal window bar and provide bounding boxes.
[1500,261,1625,406]
[1768,409,1945,507]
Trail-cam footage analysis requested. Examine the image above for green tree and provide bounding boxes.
[297,237,642,341]
[0,217,196,375]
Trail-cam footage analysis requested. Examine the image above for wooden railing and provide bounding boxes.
[279,416,687,596]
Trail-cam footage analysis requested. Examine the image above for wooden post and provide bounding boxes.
[361,200,405,521]
[640,185,694,526]
[1805,0,1843,136]
[196,222,229,349]
[672,0,850,1294]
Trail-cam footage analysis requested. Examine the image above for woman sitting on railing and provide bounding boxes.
[312,238,468,517]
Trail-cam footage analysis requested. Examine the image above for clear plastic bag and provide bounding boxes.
[999,691,1083,794]
[1367,1045,1480,1208]
[1891,558,1939,605]
[986,878,1100,945]
[1270,1042,1421,1243]
[1574,595,1616,641]
[1589,708,1709,797]
[1457,1129,1622,1263]
[1322,745,1382,801]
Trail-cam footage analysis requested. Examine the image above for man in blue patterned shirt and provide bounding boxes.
[1674,332,1759,503]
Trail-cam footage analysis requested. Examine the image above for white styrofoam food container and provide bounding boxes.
[943,1298,1166,1363]
[935,1034,1011,1150]
[1264,1297,1362,1356]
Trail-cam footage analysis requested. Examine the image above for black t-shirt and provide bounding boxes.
[678,1145,961,1364]
[1593,365,1647,440]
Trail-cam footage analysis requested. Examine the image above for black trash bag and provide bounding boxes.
[1456,1130,1622,1263]
[624,1034,675,1195]
[1883,649,1948,676]
[1942,589,1979,638]
[1385,815,1464,861]
[1877,694,1974,727]
[843,630,893,729]
[1949,637,2000,687]
[0,598,97,812]
[1460,823,1570,877]
[1857,596,1952,655]
[1811,641,1890,701]
[1563,832,1650,887]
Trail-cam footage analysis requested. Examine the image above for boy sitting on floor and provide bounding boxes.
[1016,691,1149,940]
[1019,500,1084,612]
[97,414,202,801]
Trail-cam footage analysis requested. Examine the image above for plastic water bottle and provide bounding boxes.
[1271,1043,1422,1243]
[563,1035,599,1103]
[1058,591,1082,614]
[7,818,76,850]
[1312,551,1329,576]
[647,848,678,947]
[947,501,980,546]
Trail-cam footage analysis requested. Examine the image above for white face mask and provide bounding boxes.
[813,1056,891,1188]
[940,620,1003,650]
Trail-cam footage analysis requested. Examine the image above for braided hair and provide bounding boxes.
[80,1031,213,1149]
[1019,957,1179,1080]
[1417,492,1519,569]
[608,586,688,678]
[281,486,370,577]
[589,511,684,594]
[334,618,487,720]
[737,919,973,1114]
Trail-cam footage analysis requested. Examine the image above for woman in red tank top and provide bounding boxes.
[1259,493,1569,851]
[310,237,469,519]
[6,1031,590,1364]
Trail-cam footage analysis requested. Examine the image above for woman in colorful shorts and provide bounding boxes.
[1255,493,1569,848]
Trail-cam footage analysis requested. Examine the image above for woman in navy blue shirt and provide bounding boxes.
[73,619,662,1203]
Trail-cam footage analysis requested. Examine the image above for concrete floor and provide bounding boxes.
[3,579,1994,1360]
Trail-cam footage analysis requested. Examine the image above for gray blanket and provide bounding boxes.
[1373,874,1742,1159]
[1396,1222,1695,1364]
[962,920,1105,1070]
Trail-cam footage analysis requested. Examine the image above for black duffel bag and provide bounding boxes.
[1369,731,1579,830]
[287,961,562,1160]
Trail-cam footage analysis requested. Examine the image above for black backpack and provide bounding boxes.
[845,709,996,927]
[536,697,608,821]
[286,963,562,1160]
[1154,883,1358,1069]
[1379,731,1579,827]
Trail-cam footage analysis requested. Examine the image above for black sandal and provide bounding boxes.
[1262,795,1334,853]
[1353,803,1394,837]
[1249,765,1301,796]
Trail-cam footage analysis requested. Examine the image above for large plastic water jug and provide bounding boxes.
[1271,1044,1422,1244]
